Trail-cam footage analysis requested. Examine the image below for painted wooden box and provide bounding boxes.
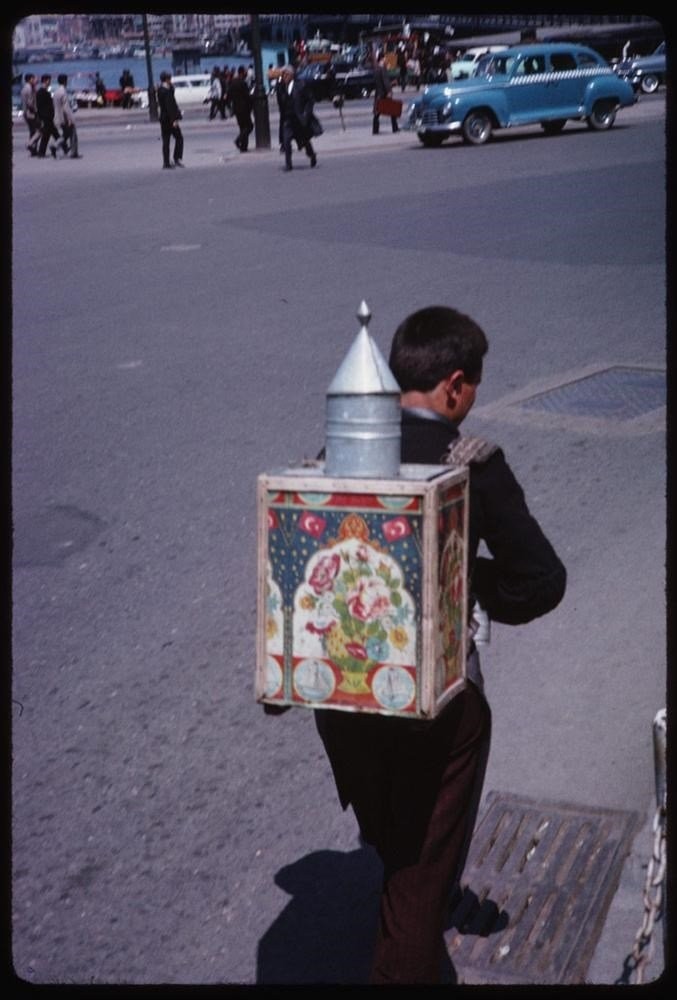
[256,462,468,719]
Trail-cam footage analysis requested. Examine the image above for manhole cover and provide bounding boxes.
[517,366,665,420]
[445,791,640,985]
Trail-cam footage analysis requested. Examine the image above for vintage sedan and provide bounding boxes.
[614,41,666,94]
[406,42,637,147]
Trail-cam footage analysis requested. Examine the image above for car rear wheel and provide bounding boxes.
[462,109,493,145]
[418,133,445,147]
[541,118,566,135]
[587,100,617,130]
[640,74,660,94]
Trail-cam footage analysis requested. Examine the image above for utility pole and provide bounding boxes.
[250,14,271,149]
[142,13,158,121]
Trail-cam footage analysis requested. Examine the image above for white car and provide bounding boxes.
[450,45,508,79]
[139,73,212,109]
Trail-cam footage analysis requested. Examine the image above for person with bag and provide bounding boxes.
[372,52,400,135]
[276,65,322,172]
[313,305,566,982]
[157,70,184,169]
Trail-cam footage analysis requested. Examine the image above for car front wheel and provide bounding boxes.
[462,109,493,145]
[587,100,617,130]
[640,74,660,94]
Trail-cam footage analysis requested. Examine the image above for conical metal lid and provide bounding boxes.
[327,301,400,396]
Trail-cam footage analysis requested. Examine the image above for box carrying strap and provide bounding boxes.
[443,435,498,467]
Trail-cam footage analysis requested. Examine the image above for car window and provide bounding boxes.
[488,55,515,75]
[576,52,600,67]
[550,52,577,71]
[515,54,546,75]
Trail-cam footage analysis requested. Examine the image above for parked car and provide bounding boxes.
[139,73,212,110]
[450,45,508,80]
[297,58,375,100]
[614,41,666,94]
[405,42,637,147]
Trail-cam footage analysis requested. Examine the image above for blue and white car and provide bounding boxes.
[406,42,638,146]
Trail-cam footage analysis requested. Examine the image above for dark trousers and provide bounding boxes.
[280,119,314,168]
[37,119,59,157]
[316,681,491,983]
[25,116,40,152]
[372,112,399,134]
[161,122,183,165]
[235,112,253,151]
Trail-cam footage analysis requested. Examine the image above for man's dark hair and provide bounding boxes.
[57,74,67,85]
[389,306,488,392]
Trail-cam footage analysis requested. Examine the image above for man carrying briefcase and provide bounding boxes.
[372,53,401,135]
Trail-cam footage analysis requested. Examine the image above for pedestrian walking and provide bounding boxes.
[372,53,400,134]
[157,70,184,169]
[276,65,321,172]
[311,305,567,983]
[94,72,106,107]
[227,66,254,152]
[52,74,80,158]
[119,68,135,109]
[35,75,59,158]
[207,67,224,120]
[20,73,40,156]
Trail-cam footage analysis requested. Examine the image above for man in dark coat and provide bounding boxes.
[276,65,320,171]
[36,75,59,158]
[157,70,184,169]
[227,65,254,152]
[314,305,566,983]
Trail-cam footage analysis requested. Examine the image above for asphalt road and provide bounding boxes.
[11,93,667,985]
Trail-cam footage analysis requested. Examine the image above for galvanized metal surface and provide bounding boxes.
[445,791,641,984]
[325,301,401,478]
[517,366,665,420]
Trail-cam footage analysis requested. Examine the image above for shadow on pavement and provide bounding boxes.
[256,845,382,984]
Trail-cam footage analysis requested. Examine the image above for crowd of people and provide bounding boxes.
[20,71,81,159]
[205,63,256,120]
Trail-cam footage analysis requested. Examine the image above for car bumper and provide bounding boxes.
[406,112,461,136]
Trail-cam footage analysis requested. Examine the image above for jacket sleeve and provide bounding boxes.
[470,449,566,625]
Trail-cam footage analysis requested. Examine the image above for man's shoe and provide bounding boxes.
[234,138,241,150]
[163,163,174,169]
[284,164,293,171]
[310,153,317,167]
[50,145,57,159]
[174,160,184,167]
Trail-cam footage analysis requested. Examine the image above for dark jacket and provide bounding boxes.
[227,76,253,117]
[373,64,393,100]
[276,77,320,143]
[36,86,54,123]
[157,83,181,126]
[400,410,566,624]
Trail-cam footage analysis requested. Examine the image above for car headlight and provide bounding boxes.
[440,101,454,121]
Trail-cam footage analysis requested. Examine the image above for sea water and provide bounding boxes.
[12,46,290,98]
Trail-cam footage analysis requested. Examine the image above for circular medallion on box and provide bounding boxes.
[372,665,416,711]
[293,658,336,703]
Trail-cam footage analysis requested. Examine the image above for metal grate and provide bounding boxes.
[517,366,665,420]
[445,791,640,984]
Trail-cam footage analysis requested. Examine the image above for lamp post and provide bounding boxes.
[250,14,271,149]
[142,13,158,121]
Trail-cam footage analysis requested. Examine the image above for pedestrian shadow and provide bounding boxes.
[256,844,382,984]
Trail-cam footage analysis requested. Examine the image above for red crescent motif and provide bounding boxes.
[382,516,411,542]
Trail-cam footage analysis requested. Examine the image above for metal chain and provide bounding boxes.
[617,710,667,985]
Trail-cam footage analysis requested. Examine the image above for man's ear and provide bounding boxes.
[443,369,465,402]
